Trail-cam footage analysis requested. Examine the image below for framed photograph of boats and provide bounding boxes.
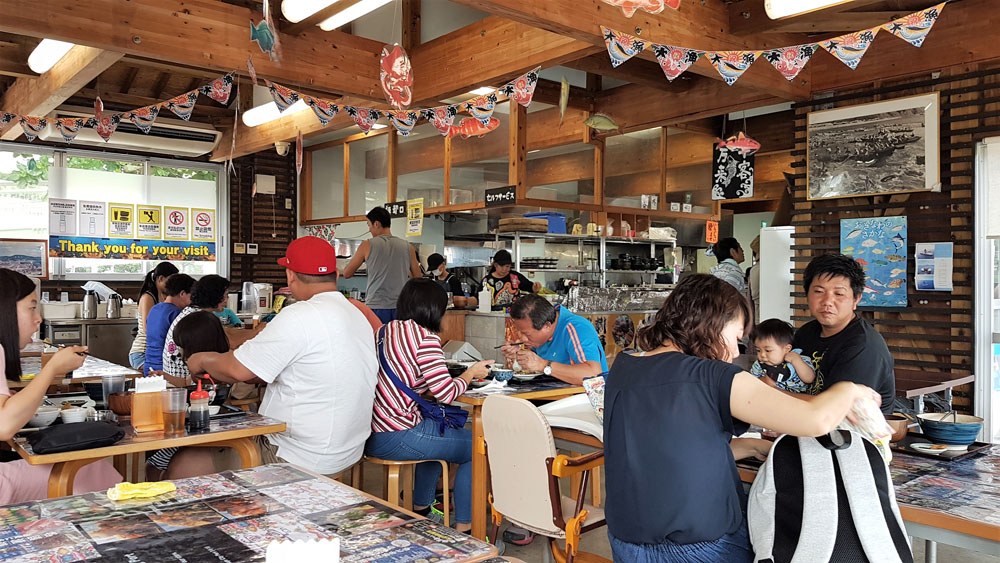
[0,239,47,279]
[807,92,940,200]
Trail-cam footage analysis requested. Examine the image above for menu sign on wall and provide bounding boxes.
[164,207,189,240]
[108,203,135,238]
[137,205,162,239]
[191,208,216,241]
[79,201,106,237]
[485,185,516,208]
[48,199,77,236]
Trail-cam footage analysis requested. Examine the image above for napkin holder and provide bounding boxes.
[132,376,166,433]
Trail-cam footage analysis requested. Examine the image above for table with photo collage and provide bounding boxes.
[0,463,499,562]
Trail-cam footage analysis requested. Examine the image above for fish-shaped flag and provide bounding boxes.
[387,110,419,136]
[18,116,47,142]
[303,96,339,126]
[882,3,945,48]
[54,117,87,143]
[502,68,540,107]
[164,90,200,121]
[199,72,235,105]
[92,97,121,141]
[379,43,414,109]
[447,117,500,139]
[717,132,761,156]
[250,19,279,61]
[651,44,704,82]
[421,106,458,136]
[266,80,300,112]
[559,77,570,124]
[819,28,879,70]
[601,26,646,68]
[464,93,498,126]
[584,113,620,132]
[126,105,160,134]
[600,0,678,18]
[707,51,762,86]
[246,56,258,85]
[762,44,816,82]
[296,130,303,178]
[344,106,382,133]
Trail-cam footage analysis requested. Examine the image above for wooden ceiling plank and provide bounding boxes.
[533,78,592,110]
[728,0,887,35]
[0,45,123,140]
[402,0,421,50]
[283,0,363,36]
[152,71,171,99]
[766,12,908,33]
[120,65,139,94]
[565,53,694,93]
[448,0,811,100]
[0,0,385,100]
[0,42,36,79]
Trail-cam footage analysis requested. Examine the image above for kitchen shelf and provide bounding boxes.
[522,269,599,274]
[604,270,668,274]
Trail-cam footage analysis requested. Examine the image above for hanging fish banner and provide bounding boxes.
[464,93,499,126]
[127,105,161,134]
[164,90,201,121]
[421,106,459,137]
[598,2,949,85]
[18,116,47,142]
[601,0,679,18]
[199,72,235,105]
[303,96,340,127]
[54,118,87,143]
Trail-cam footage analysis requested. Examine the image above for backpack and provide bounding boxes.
[748,430,913,563]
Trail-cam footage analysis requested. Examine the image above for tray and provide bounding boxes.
[891,433,992,461]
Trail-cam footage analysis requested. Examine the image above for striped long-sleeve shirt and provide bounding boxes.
[372,319,469,433]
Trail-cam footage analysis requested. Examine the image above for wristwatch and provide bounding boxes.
[542,360,553,376]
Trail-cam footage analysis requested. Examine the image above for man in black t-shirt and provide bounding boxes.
[792,254,896,413]
[481,249,540,310]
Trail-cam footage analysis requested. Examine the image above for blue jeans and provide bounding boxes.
[372,309,397,324]
[608,522,753,563]
[365,418,472,524]
[128,352,144,371]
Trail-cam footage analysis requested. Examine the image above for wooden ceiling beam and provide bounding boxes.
[282,0,363,36]
[763,12,908,34]
[0,45,123,140]
[71,88,233,118]
[448,0,811,99]
[533,78,592,110]
[0,41,36,79]
[0,0,385,100]
[120,66,139,94]
[402,0,421,50]
[564,53,694,93]
[728,0,887,35]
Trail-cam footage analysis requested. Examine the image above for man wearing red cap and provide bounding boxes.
[188,236,379,477]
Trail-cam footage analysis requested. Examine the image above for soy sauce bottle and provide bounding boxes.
[189,380,211,431]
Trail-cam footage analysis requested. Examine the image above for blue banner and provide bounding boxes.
[49,236,216,261]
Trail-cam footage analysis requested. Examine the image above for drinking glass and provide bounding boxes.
[161,388,188,435]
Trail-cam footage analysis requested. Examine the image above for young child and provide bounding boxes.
[750,319,815,393]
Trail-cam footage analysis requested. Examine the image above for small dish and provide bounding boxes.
[512,373,543,382]
[28,406,60,428]
[60,407,88,424]
[909,443,947,454]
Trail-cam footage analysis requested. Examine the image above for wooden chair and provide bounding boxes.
[482,395,609,563]
[364,456,450,526]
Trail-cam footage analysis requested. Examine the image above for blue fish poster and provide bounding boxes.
[840,216,907,307]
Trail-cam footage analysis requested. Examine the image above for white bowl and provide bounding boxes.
[209,405,221,416]
[28,406,60,427]
[60,407,87,424]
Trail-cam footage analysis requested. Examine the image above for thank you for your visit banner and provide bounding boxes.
[49,236,216,262]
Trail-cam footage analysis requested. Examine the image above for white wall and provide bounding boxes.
[733,211,775,264]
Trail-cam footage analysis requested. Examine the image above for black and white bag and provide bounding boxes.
[748,430,913,563]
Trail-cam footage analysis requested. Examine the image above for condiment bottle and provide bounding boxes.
[188,380,211,431]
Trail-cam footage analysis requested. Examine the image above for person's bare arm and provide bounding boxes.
[138,293,155,329]
[785,351,815,384]
[186,351,263,384]
[342,240,369,279]
[0,346,86,440]
[514,350,601,386]
[730,437,772,461]
[409,245,422,279]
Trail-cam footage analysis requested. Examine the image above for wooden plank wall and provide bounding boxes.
[229,150,298,286]
[789,66,1000,414]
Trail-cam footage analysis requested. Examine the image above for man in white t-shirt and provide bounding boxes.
[188,236,378,476]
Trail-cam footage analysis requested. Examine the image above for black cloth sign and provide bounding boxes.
[711,146,755,200]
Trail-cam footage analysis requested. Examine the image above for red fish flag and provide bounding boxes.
[500,67,541,107]
[600,0,677,18]
[421,106,458,137]
[199,72,235,105]
[447,117,500,139]
[92,97,121,141]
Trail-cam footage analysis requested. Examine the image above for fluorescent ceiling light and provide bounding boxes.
[764,0,855,19]
[27,39,74,74]
[242,99,310,127]
[281,0,339,23]
[468,87,496,96]
[319,0,393,31]
[371,123,388,130]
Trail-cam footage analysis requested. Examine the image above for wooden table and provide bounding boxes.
[10,413,285,498]
[12,355,141,388]
[894,369,975,413]
[455,381,584,540]
[0,463,497,562]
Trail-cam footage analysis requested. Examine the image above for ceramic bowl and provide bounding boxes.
[28,406,60,427]
[209,405,221,416]
[885,414,909,443]
[108,391,133,416]
[490,368,514,382]
[60,407,87,424]
[917,413,983,445]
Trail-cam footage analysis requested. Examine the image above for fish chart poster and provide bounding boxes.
[841,216,907,307]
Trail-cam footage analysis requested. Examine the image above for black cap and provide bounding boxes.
[427,253,446,271]
[493,249,513,266]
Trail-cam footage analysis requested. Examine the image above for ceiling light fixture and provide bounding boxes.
[280,0,340,23]
[764,0,855,19]
[319,0,393,31]
[27,39,75,74]
[468,87,496,96]
[242,99,310,127]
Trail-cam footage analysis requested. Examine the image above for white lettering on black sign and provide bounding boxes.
[485,185,516,208]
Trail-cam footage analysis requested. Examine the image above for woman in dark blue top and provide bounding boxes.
[603,274,880,562]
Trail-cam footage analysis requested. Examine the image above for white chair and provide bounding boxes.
[482,395,609,563]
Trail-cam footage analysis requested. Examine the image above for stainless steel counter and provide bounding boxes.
[41,319,138,367]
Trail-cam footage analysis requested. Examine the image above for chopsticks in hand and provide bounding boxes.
[495,342,524,349]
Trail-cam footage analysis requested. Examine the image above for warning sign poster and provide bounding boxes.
[108,203,135,239]
[164,207,189,240]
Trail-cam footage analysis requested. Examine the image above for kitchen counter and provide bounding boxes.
[43,318,138,325]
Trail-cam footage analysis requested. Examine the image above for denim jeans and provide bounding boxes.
[128,352,144,371]
[365,418,472,524]
[372,309,397,324]
[608,521,753,563]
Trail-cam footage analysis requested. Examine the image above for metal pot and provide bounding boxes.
[106,294,122,319]
[82,290,98,319]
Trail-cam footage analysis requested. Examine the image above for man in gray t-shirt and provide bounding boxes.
[343,206,421,323]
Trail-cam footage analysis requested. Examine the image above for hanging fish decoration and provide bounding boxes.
[164,90,200,121]
[92,97,121,141]
[303,96,339,126]
[126,105,160,134]
[600,0,678,18]
[388,110,419,136]
[651,44,704,82]
[447,117,500,139]
[266,80,300,112]
[464,93,498,126]
[379,43,414,109]
[18,116,47,142]
[502,68,540,107]
[762,44,815,82]
[250,19,280,62]
[716,132,761,156]
[883,3,944,48]
[559,77,570,124]
[296,130,303,178]
[601,26,646,68]
[54,118,87,143]
[246,56,258,85]
[0,112,13,128]
[819,28,879,70]
[344,106,382,133]
[584,113,620,132]
[706,51,761,86]
[421,106,459,136]
[199,72,235,105]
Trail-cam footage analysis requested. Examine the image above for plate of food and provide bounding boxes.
[46,396,96,410]
[512,372,544,382]
[909,442,965,454]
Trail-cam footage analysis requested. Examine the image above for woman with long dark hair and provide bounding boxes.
[603,274,879,562]
[0,268,121,503]
[127,262,178,370]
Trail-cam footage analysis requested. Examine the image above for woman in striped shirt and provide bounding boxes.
[366,279,492,532]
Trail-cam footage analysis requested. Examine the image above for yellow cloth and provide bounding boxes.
[106,481,176,501]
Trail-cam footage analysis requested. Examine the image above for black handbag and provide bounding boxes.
[27,421,125,454]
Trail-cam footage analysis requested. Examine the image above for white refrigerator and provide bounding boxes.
[758,226,795,325]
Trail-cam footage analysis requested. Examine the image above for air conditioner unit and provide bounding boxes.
[39,106,222,157]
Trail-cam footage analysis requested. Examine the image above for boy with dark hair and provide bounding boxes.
[793,254,896,413]
[750,319,815,393]
[144,274,194,374]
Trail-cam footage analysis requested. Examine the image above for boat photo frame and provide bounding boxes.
[807,92,940,201]
[0,239,48,279]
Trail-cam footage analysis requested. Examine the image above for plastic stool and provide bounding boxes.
[365,456,450,526]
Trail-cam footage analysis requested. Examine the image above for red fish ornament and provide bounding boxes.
[380,43,413,109]
[600,0,678,18]
[716,132,761,156]
[447,117,500,139]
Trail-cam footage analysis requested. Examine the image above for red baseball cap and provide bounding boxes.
[277,236,337,275]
